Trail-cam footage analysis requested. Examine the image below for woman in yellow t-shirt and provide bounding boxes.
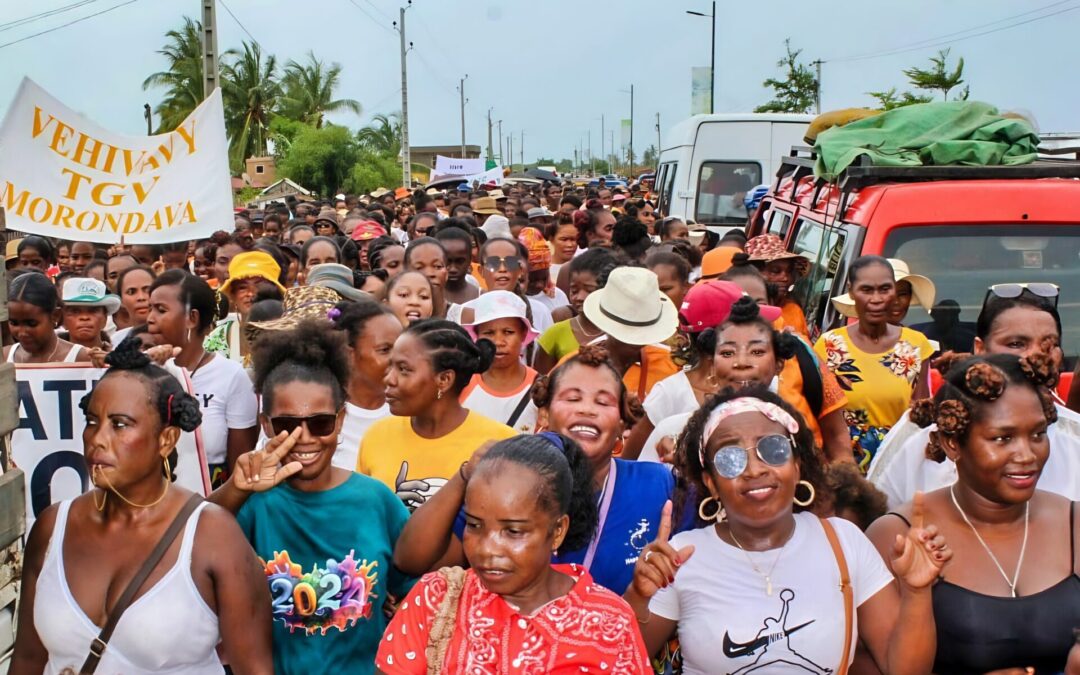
[358,319,516,510]
[815,256,934,469]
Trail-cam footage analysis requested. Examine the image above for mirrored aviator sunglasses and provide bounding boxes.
[712,434,795,480]
[985,282,1060,307]
[483,255,523,273]
[269,413,338,437]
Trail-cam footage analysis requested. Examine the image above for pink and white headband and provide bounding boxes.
[699,397,801,465]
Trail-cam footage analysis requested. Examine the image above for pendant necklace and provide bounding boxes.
[950,485,1029,598]
[728,522,796,596]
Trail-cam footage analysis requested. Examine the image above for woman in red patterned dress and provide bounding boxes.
[376,433,651,674]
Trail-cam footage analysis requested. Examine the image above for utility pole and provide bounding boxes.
[497,120,503,164]
[686,1,715,114]
[508,134,513,172]
[655,112,661,163]
[458,74,468,157]
[609,131,614,172]
[144,103,152,135]
[520,130,524,168]
[813,59,823,114]
[600,115,605,169]
[395,2,412,188]
[486,108,494,162]
[201,0,219,99]
[628,84,634,178]
[588,130,593,175]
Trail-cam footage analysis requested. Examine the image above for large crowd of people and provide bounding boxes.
[6,178,1080,674]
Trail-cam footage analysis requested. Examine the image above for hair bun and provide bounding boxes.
[931,351,971,377]
[1020,351,1058,387]
[965,362,1007,400]
[169,392,203,432]
[731,252,752,267]
[106,336,152,370]
[909,398,936,428]
[474,337,496,374]
[728,296,760,322]
[936,399,970,436]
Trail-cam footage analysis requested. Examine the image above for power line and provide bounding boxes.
[218,0,260,47]
[0,0,102,32]
[362,0,394,22]
[0,0,140,50]
[344,0,395,34]
[828,1,1080,63]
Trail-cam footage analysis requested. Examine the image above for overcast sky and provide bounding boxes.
[1,0,1077,165]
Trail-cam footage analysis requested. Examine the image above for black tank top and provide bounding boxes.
[889,503,1080,675]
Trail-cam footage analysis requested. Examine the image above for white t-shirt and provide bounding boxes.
[528,287,570,314]
[336,401,390,470]
[651,512,893,675]
[189,355,258,465]
[642,370,697,426]
[110,326,133,348]
[460,371,538,434]
[640,412,692,464]
[527,297,554,335]
[868,403,1080,508]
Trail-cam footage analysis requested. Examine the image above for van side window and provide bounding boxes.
[695,161,761,225]
[791,218,846,327]
[659,162,677,216]
[766,209,792,238]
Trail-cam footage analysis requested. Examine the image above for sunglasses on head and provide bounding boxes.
[983,283,1060,307]
[269,412,339,437]
[483,255,523,273]
[712,434,794,479]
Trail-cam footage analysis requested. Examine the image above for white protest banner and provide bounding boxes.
[12,364,211,530]
[434,155,486,176]
[0,77,232,244]
[457,166,504,187]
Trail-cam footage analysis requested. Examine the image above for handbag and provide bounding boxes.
[819,517,854,675]
[76,494,203,675]
[424,566,468,675]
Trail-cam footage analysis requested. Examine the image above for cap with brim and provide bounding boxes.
[527,207,553,220]
[370,188,390,199]
[612,193,628,202]
[280,243,301,259]
[831,258,935,318]
[700,246,740,279]
[583,267,679,346]
[305,263,372,303]
[462,291,539,346]
[247,285,341,335]
[61,277,121,315]
[314,211,341,229]
[6,238,22,262]
[350,221,388,242]
[220,251,287,295]
[472,197,500,215]
[481,215,512,240]
[679,280,780,332]
[395,187,411,201]
[456,184,471,192]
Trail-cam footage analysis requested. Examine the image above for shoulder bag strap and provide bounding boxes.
[819,517,853,675]
[637,348,649,402]
[794,340,824,418]
[79,493,202,675]
[505,385,535,428]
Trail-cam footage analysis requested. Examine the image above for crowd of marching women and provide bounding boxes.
[6,178,1080,674]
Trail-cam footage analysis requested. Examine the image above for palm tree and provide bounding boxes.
[220,41,281,169]
[356,112,402,157]
[280,51,361,128]
[142,17,204,132]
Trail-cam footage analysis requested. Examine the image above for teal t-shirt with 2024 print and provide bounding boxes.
[237,472,414,675]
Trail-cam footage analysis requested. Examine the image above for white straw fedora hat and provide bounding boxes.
[831,258,936,318]
[583,267,679,346]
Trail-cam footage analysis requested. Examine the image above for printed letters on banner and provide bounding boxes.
[434,155,486,176]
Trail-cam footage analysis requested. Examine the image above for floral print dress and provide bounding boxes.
[814,326,934,470]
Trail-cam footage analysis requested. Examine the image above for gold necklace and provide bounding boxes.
[573,315,603,339]
[92,464,170,511]
[727,522,797,596]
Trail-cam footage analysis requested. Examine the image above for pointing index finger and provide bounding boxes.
[656,500,673,544]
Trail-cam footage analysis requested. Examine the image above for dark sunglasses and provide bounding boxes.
[269,412,339,437]
[483,255,523,273]
[713,434,794,479]
[983,283,1060,308]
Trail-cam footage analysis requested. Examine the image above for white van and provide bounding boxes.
[655,113,813,228]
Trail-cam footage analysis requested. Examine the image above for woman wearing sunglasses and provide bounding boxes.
[868,352,1080,675]
[392,344,676,596]
[473,236,553,340]
[210,320,414,674]
[625,387,947,674]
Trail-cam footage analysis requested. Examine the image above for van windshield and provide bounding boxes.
[695,161,760,225]
[883,225,1080,358]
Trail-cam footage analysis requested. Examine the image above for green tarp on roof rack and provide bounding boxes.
[812,101,1039,182]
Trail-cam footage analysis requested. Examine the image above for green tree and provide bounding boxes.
[642,144,658,168]
[904,49,969,101]
[220,41,281,170]
[278,124,359,197]
[348,149,401,195]
[142,16,204,132]
[754,39,819,114]
[280,51,361,128]
[593,158,611,175]
[356,113,402,157]
[267,116,307,158]
[867,87,934,111]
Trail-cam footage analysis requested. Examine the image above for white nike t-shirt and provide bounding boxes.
[650,512,893,675]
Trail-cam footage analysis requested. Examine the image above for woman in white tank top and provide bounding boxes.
[4,272,90,364]
[11,339,272,674]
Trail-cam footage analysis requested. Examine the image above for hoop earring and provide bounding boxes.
[794,480,816,507]
[164,456,171,482]
[698,496,725,522]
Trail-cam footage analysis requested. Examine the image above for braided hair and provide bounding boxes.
[674,385,824,527]
[566,247,619,289]
[79,336,202,479]
[330,299,395,346]
[696,296,799,361]
[405,319,495,395]
[531,343,644,427]
[471,433,598,553]
[367,236,404,272]
[911,352,1058,462]
[572,200,610,249]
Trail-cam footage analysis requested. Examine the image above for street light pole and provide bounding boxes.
[498,120,503,164]
[458,74,468,157]
[144,103,152,135]
[686,1,716,114]
[395,2,412,188]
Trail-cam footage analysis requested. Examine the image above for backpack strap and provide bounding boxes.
[819,517,853,675]
[795,340,824,418]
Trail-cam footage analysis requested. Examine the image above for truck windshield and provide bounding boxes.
[695,161,760,225]
[883,225,1080,359]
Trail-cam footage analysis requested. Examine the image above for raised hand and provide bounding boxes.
[394,461,430,506]
[231,428,304,493]
[629,500,695,600]
[892,491,950,590]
